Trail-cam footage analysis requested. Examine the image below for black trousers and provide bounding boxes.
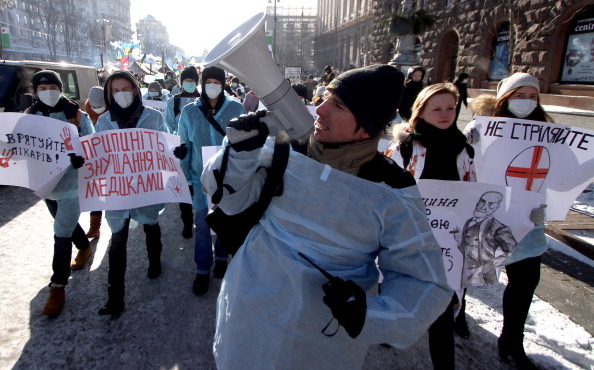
[501,256,542,344]
[429,295,455,370]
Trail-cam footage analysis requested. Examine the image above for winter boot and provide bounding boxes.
[71,246,93,271]
[86,214,102,239]
[213,260,228,279]
[454,297,470,339]
[180,203,194,239]
[144,223,162,279]
[193,274,209,296]
[498,333,538,369]
[98,285,125,316]
[42,284,65,315]
[99,221,129,316]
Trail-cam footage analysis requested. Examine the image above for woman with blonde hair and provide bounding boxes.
[385,82,475,370]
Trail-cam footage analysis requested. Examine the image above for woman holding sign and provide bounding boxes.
[466,72,550,369]
[385,83,475,370]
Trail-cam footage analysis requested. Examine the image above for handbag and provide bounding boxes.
[205,132,290,255]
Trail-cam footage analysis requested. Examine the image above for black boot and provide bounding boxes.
[99,221,128,316]
[180,203,194,239]
[99,285,125,316]
[454,294,470,339]
[498,334,538,369]
[144,223,162,279]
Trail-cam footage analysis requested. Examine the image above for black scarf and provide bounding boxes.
[29,96,79,119]
[109,95,144,129]
[412,120,467,180]
[200,95,225,116]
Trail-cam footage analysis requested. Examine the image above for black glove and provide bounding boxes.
[68,153,85,169]
[173,143,188,160]
[228,110,269,152]
[322,277,367,339]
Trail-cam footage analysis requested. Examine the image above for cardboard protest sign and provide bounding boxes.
[0,113,82,197]
[78,128,191,211]
[470,116,594,220]
[143,99,167,114]
[203,146,221,235]
[417,180,544,289]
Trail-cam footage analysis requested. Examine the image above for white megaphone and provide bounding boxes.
[203,12,314,143]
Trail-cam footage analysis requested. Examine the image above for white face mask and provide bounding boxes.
[182,81,197,93]
[508,99,537,118]
[205,83,222,100]
[38,90,61,107]
[91,106,106,114]
[113,91,134,108]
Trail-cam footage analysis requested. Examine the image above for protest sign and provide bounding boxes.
[143,99,167,114]
[203,146,221,235]
[78,128,191,211]
[470,116,594,220]
[0,113,82,197]
[417,180,544,289]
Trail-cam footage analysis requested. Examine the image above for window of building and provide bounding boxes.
[16,14,20,23]
[488,22,510,80]
[560,6,594,84]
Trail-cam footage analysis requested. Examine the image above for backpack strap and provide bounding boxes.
[173,94,181,116]
[197,104,226,137]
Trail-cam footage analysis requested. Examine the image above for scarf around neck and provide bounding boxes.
[307,135,381,176]
[412,120,467,180]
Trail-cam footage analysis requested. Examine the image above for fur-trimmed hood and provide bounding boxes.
[389,122,413,145]
[469,94,497,116]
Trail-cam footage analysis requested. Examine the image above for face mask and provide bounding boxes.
[91,106,106,114]
[205,83,222,99]
[148,91,159,98]
[508,99,537,118]
[462,79,468,84]
[114,91,134,109]
[182,82,197,93]
[231,83,238,88]
[38,90,61,107]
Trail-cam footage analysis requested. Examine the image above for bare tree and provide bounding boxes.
[31,0,61,61]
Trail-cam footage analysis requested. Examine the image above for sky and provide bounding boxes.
[130,0,318,57]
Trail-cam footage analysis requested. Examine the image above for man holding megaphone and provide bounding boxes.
[201,64,452,369]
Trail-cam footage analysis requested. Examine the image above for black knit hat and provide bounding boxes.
[201,66,226,97]
[32,70,63,92]
[180,66,199,83]
[327,64,404,138]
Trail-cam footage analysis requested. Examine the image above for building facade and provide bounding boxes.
[314,0,375,75]
[368,0,594,100]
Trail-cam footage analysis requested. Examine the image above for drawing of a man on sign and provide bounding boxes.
[452,191,517,287]
[467,116,594,220]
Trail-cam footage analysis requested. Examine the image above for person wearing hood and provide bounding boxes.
[95,70,170,316]
[398,66,426,121]
[321,65,335,86]
[174,66,245,296]
[25,70,95,316]
[164,66,200,239]
[144,81,169,102]
[83,86,107,239]
[201,64,452,369]
[463,73,550,370]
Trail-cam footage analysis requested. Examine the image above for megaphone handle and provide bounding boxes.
[225,127,259,144]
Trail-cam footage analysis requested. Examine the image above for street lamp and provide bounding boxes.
[96,13,109,69]
[269,0,280,60]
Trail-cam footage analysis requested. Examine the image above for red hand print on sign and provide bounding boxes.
[60,127,73,151]
[0,149,13,168]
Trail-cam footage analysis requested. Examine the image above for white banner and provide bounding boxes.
[417,180,544,289]
[470,116,594,220]
[143,99,167,114]
[0,113,82,197]
[78,128,192,211]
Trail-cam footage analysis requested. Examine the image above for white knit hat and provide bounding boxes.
[88,86,105,106]
[496,73,540,100]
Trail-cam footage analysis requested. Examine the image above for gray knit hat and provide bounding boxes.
[497,73,540,100]
[88,86,105,106]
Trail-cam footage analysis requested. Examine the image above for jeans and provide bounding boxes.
[194,208,228,274]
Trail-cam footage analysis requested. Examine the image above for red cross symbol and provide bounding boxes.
[174,185,181,194]
[505,146,549,191]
